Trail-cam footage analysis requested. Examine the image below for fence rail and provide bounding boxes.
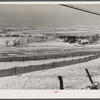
[0,53,99,77]
[0,51,100,62]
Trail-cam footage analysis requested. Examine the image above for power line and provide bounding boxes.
[60,4,100,16]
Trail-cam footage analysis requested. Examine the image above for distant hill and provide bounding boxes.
[0,25,100,36]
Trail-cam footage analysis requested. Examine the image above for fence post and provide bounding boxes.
[55,55,57,59]
[71,59,73,64]
[22,57,24,61]
[84,57,86,62]
[85,68,93,84]
[30,65,31,72]
[79,58,81,63]
[44,56,46,60]
[43,63,44,70]
[79,52,81,56]
[63,60,65,65]
[90,56,92,60]
[34,56,35,60]
[10,58,12,62]
[53,62,55,68]
[87,57,89,61]
[72,53,73,57]
[15,67,17,75]
[85,57,88,62]
[58,76,64,90]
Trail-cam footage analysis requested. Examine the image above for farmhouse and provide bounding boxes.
[78,39,90,45]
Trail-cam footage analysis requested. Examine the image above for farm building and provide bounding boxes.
[26,34,48,42]
[6,31,48,42]
[78,39,90,45]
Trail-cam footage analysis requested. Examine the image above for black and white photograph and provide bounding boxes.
[0,2,100,91]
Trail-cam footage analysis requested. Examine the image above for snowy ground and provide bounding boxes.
[0,38,100,89]
[0,57,99,89]
[0,55,92,70]
[1,39,100,57]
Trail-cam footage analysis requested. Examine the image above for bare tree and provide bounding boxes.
[5,40,9,47]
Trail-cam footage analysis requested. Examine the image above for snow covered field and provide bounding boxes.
[0,57,99,89]
[0,37,15,46]
[0,39,100,58]
[0,37,100,89]
[0,55,92,70]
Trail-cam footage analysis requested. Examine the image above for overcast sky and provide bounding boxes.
[0,4,100,27]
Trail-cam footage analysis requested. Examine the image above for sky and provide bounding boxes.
[0,4,100,27]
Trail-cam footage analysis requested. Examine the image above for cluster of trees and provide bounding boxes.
[5,39,23,47]
[59,34,100,44]
[0,34,32,37]
[91,34,99,43]
[59,35,67,39]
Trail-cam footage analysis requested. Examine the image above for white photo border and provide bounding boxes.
[0,1,99,99]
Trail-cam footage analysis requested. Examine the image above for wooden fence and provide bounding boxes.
[0,53,99,77]
[0,51,100,62]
